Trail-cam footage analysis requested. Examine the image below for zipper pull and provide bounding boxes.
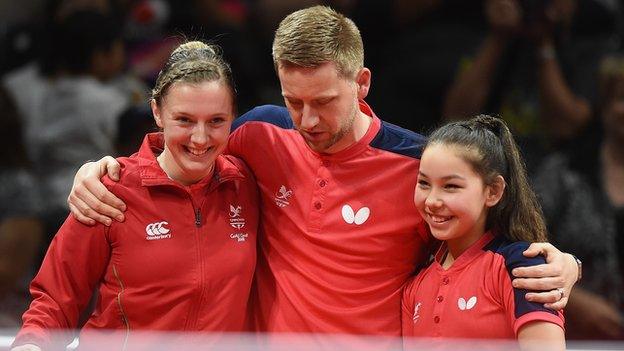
[195,208,201,227]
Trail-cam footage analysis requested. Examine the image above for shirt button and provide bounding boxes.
[314,202,322,210]
[442,277,449,285]
[434,316,440,323]
[437,295,444,302]
[319,180,327,187]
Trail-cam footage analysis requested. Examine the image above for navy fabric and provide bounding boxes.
[233,104,426,159]
[370,121,426,159]
[484,236,558,319]
[232,105,293,132]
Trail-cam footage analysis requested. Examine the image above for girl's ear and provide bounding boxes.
[485,175,506,207]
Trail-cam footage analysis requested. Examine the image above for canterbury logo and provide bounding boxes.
[275,185,293,207]
[145,221,171,240]
[341,204,370,225]
[458,296,477,310]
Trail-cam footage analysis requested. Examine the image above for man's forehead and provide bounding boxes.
[277,61,339,75]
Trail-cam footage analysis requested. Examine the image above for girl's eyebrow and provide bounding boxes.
[419,171,466,181]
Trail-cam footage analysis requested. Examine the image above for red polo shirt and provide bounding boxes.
[402,232,564,342]
[228,102,431,336]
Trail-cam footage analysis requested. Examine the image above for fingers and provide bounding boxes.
[101,155,121,181]
[544,296,569,311]
[68,191,113,226]
[83,176,126,213]
[513,275,565,291]
[68,201,96,226]
[512,263,562,279]
[524,288,561,303]
[522,242,556,258]
[76,182,125,223]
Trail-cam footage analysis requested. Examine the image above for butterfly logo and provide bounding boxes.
[341,204,370,225]
[457,296,477,311]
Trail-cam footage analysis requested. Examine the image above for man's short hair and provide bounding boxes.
[272,5,364,79]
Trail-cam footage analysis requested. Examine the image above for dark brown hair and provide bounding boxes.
[426,115,548,242]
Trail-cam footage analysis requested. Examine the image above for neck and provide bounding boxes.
[444,220,488,267]
[324,107,372,154]
[352,110,373,142]
[441,250,455,270]
[156,149,214,186]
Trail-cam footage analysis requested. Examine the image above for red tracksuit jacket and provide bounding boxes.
[13,133,258,350]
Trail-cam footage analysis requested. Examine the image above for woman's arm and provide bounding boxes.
[12,216,111,350]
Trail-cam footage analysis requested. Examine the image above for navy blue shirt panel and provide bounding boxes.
[484,236,558,319]
[233,105,426,159]
[370,121,426,159]
[232,105,293,132]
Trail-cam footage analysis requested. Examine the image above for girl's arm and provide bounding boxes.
[497,242,566,350]
[517,321,565,351]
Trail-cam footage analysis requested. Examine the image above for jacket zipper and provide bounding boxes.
[195,208,201,227]
[186,197,205,330]
[113,265,130,350]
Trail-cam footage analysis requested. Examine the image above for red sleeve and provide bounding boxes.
[12,215,111,349]
[497,259,565,337]
[225,123,247,159]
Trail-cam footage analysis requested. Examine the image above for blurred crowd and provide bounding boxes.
[0,0,623,340]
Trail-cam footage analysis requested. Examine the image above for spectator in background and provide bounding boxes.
[33,9,133,233]
[1,0,132,164]
[442,0,618,170]
[0,87,44,328]
[533,54,624,340]
[359,0,485,134]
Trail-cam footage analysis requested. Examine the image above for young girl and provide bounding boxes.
[402,115,565,350]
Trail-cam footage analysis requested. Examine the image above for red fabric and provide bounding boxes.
[402,233,564,342]
[228,102,431,336]
[14,133,258,349]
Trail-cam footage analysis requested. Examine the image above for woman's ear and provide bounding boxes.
[485,175,506,207]
[151,99,163,128]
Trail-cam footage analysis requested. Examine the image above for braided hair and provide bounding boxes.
[151,41,236,108]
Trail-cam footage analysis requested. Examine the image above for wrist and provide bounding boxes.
[570,254,582,282]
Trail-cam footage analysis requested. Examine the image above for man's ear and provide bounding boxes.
[486,175,506,207]
[355,67,371,100]
[151,99,163,128]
